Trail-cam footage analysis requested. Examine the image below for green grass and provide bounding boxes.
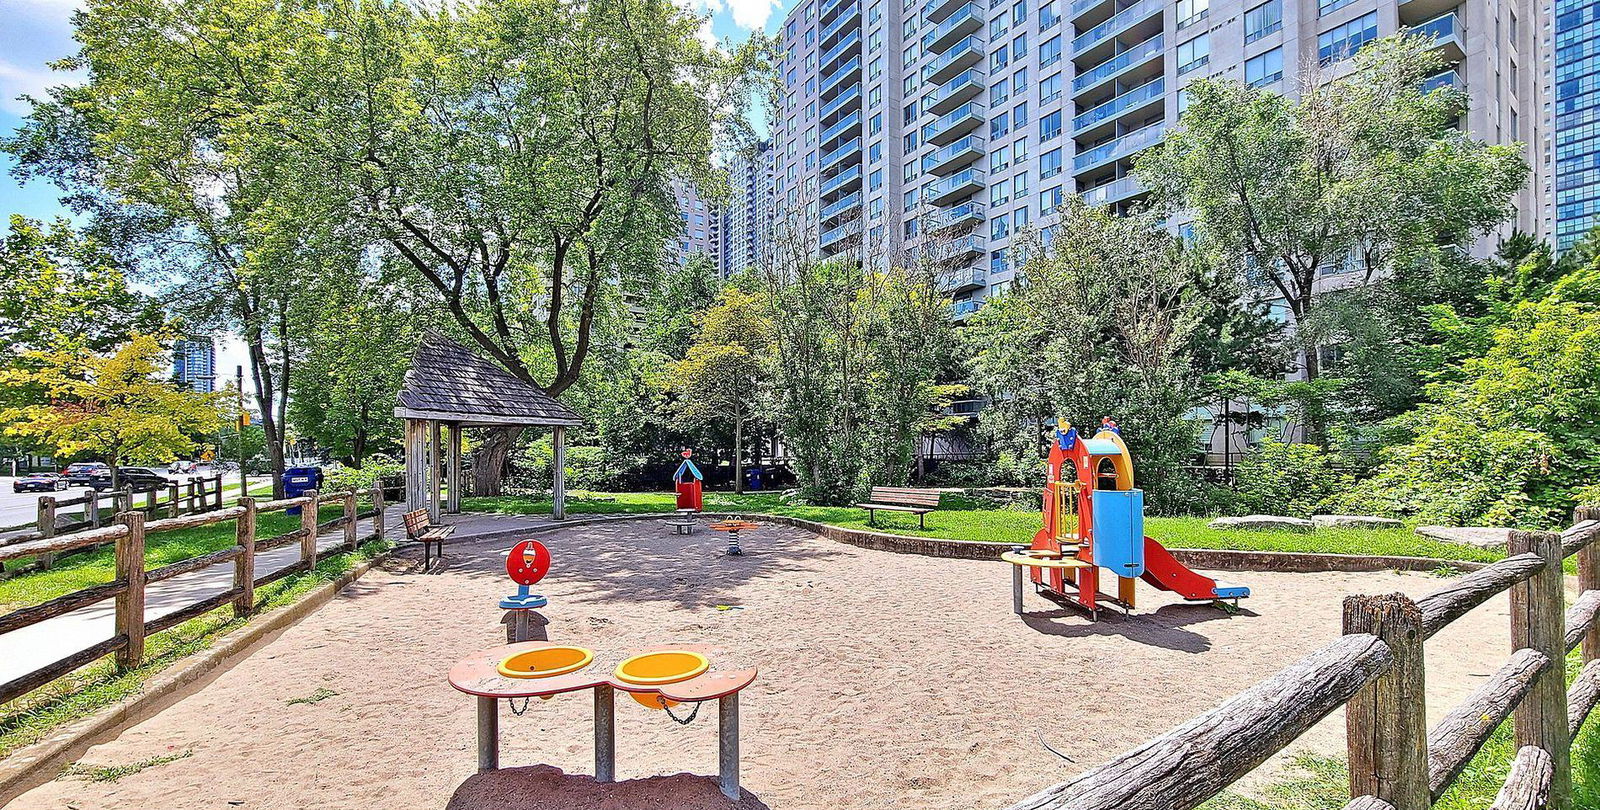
[0,537,391,759]
[60,749,192,782]
[460,491,1506,564]
[0,502,359,613]
[285,687,338,706]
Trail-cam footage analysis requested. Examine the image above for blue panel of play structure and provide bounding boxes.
[1081,439,1122,456]
[1092,489,1145,578]
[1213,584,1251,599]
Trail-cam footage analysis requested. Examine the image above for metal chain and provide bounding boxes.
[508,697,533,716]
[659,696,702,725]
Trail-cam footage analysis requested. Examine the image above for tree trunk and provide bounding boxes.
[471,427,522,496]
[734,416,744,495]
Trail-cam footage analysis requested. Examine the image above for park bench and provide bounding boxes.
[403,508,454,570]
[854,487,942,529]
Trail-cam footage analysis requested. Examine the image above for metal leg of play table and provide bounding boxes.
[719,693,740,800]
[1012,561,1024,614]
[595,685,616,782]
[477,696,499,772]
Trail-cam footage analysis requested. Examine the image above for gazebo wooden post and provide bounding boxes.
[447,423,463,514]
[553,426,567,521]
[430,419,444,522]
[405,418,427,513]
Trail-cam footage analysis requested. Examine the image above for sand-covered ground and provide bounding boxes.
[9,520,1526,809]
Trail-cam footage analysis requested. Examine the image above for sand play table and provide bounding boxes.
[448,641,757,798]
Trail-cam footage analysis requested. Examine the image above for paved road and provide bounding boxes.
[0,504,408,689]
[0,474,263,535]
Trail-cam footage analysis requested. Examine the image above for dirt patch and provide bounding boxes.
[9,522,1522,809]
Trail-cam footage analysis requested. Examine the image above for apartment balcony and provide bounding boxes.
[821,191,863,224]
[1070,0,1113,23]
[819,3,860,47]
[925,167,986,205]
[1072,34,1162,98]
[820,29,861,75]
[820,0,848,23]
[922,101,985,146]
[1411,11,1463,62]
[820,219,858,249]
[1079,174,1145,206]
[820,136,862,172]
[922,133,985,175]
[820,82,861,121]
[820,55,862,98]
[950,299,981,320]
[924,3,983,52]
[938,267,987,292]
[924,68,985,115]
[922,35,984,83]
[924,0,972,25]
[935,233,986,263]
[1072,122,1165,173]
[820,164,863,198]
[1071,0,1161,56]
[1422,68,1462,94]
[929,201,986,234]
[821,110,862,150]
[1072,77,1163,135]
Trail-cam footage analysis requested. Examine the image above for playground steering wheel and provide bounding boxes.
[506,539,551,586]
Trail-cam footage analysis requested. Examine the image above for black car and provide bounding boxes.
[89,467,173,493]
[13,473,68,493]
[63,462,109,485]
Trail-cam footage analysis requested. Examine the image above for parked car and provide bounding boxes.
[63,462,109,485]
[168,460,198,475]
[89,467,173,493]
[13,473,68,493]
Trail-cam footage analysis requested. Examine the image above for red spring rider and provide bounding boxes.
[501,539,551,610]
[674,450,704,511]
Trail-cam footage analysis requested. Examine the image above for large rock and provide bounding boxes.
[1416,526,1515,549]
[1312,514,1404,530]
[1208,515,1315,532]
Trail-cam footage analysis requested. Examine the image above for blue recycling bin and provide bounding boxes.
[745,467,764,491]
[282,466,324,515]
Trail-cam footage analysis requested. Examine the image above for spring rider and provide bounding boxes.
[674,450,704,511]
[1002,417,1251,621]
[501,539,551,642]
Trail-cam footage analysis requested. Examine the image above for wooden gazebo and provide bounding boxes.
[394,332,584,521]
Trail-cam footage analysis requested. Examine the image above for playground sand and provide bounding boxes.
[10,520,1531,810]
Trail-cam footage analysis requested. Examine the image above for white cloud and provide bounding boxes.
[0,58,70,116]
[726,0,782,30]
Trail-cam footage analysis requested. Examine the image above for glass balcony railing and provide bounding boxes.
[931,201,987,231]
[922,35,984,83]
[1071,0,1161,53]
[820,56,862,98]
[1421,69,1461,94]
[819,3,861,45]
[936,233,986,261]
[1070,0,1108,19]
[922,100,985,145]
[923,68,985,114]
[821,190,863,220]
[950,299,981,318]
[820,29,861,72]
[1080,175,1144,206]
[939,268,988,291]
[820,222,855,248]
[820,82,861,120]
[1072,34,1162,94]
[925,167,986,202]
[1072,122,1165,171]
[924,0,971,24]
[921,133,986,174]
[1412,11,1460,49]
[820,164,863,197]
[923,2,983,52]
[821,110,862,146]
[1072,77,1162,133]
[820,136,862,171]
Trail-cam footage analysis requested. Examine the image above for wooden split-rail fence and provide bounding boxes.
[1008,506,1600,810]
[0,475,227,571]
[0,484,400,706]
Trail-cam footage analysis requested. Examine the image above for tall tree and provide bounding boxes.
[663,287,772,492]
[1136,34,1527,383]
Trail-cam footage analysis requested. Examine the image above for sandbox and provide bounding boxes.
[11,520,1522,810]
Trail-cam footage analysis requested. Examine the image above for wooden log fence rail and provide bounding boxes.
[0,484,388,706]
[0,476,228,576]
[1008,510,1600,810]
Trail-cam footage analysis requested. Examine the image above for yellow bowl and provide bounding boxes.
[614,650,710,709]
[496,645,595,679]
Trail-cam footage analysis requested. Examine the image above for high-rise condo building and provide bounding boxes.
[721,141,779,277]
[1554,0,1600,248]
[668,179,724,269]
[172,337,217,393]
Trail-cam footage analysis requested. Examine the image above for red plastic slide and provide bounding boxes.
[1139,537,1251,601]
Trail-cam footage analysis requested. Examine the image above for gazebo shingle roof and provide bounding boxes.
[393,332,583,427]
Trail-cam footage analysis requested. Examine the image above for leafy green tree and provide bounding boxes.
[1,334,226,487]
[1233,439,1353,518]
[0,215,155,361]
[1137,35,1527,385]
[663,287,772,492]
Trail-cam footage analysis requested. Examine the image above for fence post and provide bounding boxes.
[233,497,256,618]
[300,489,320,571]
[114,511,147,670]
[168,483,180,518]
[1576,506,1600,663]
[1344,593,1428,810]
[35,495,57,570]
[185,480,196,514]
[372,483,386,543]
[1509,529,1570,810]
[119,486,132,517]
[344,491,357,551]
[215,474,224,510]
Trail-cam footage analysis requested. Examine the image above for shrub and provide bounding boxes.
[1232,440,1352,518]
[324,454,404,492]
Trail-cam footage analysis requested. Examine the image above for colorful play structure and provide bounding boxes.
[500,539,551,642]
[710,519,759,556]
[674,449,703,511]
[1003,418,1251,620]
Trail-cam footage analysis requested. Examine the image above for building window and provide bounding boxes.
[1040,34,1061,67]
[869,168,883,190]
[1040,185,1062,210]
[1177,0,1209,30]
[991,213,1010,238]
[1177,33,1210,75]
[1318,11,1377,65]
[1245,0,1282,43]
[1039,110,1062,141]
[1040,147,1062,178]
[992,45,1010,70]
[1012,101,1027,125]
[992,76,1010,104]
[1040,0,1058,28]
[991,110,1011,138]
[1246,47,1283,87]
[1318,0,1356,16]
